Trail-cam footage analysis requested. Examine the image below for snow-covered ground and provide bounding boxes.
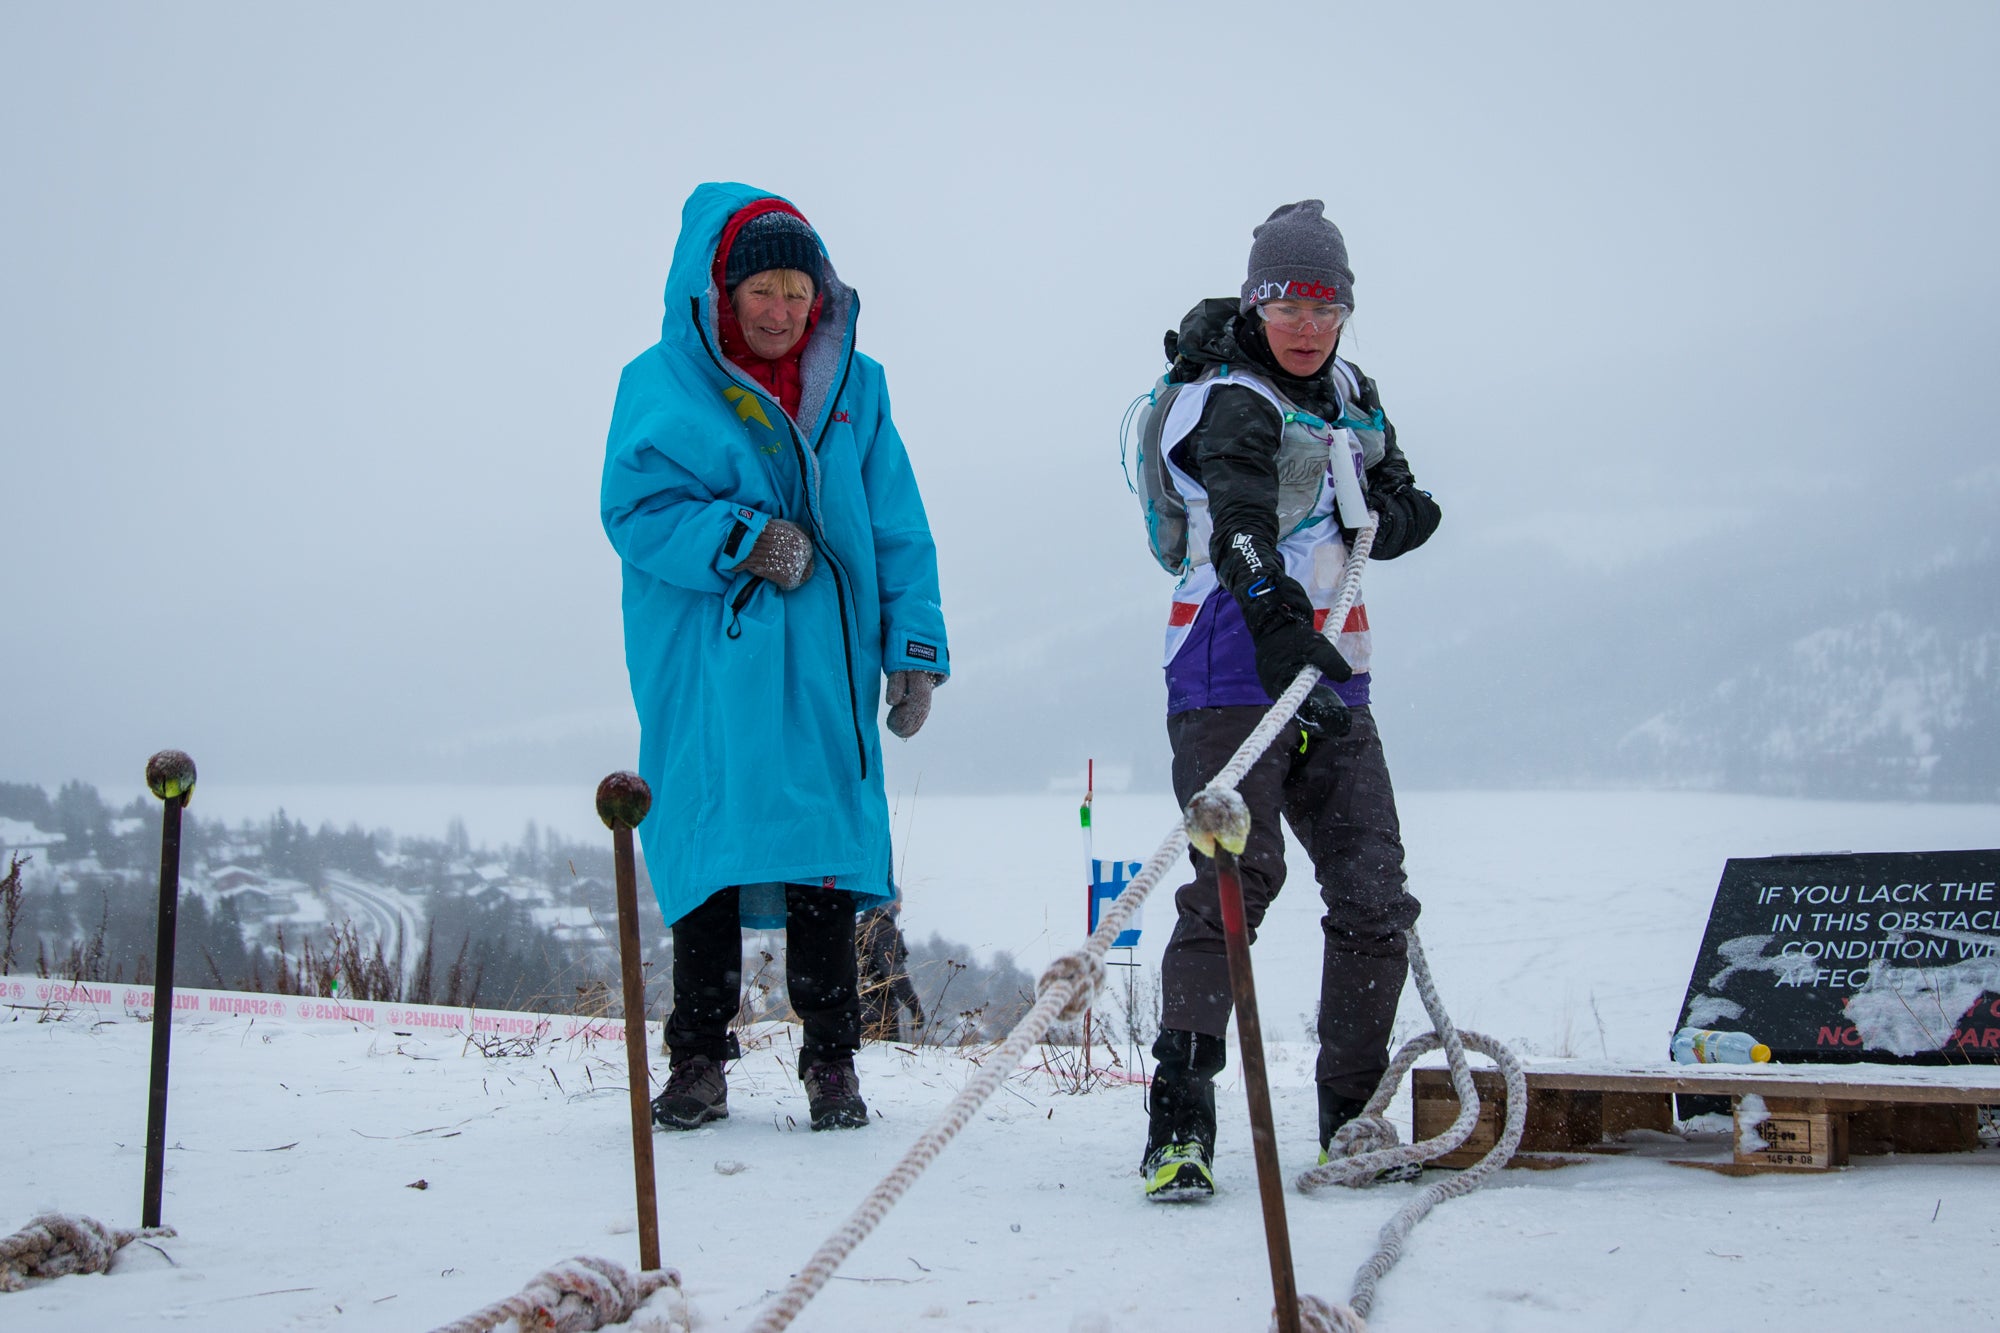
[6,789,1999,1332]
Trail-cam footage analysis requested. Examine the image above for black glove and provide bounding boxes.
[1238,576,1353,736]
[1360,485,1440,561]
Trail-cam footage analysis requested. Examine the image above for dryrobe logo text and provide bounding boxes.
[1250,279,1343,305]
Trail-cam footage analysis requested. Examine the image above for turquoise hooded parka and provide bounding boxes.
[601,182,949,927]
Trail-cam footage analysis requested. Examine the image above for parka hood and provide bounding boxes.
[660,182,849,349]
[658,181,858,442]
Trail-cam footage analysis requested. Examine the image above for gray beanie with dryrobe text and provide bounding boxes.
[1239,200,1355,313]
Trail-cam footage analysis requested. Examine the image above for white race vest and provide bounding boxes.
[1156,367,1374,674]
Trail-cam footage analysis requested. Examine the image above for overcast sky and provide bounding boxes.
[3,3,1995,800]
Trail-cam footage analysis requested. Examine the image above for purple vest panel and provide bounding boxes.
[1165,587,1371,716]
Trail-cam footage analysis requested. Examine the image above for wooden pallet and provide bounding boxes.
[1411,1061,2000,1174]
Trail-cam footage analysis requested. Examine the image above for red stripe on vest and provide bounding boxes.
[1168,602,1200,627]
[1312,606,1371,633]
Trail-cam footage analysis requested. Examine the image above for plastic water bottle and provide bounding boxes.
[1671,1027,1771,1064]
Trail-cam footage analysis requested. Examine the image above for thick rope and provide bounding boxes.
[1290,927,1530,1322]
[428,1256,683,1333]
[0,1214,174,1292]
[749,519,1516,1332]
[1292,1293,1372,1332]
[745,527,1379,1333]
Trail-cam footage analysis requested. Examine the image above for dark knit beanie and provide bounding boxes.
[1239,200,1354,314]
[724,211,824,291]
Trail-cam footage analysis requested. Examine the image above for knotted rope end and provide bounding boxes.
[1184,787,1250,857]
[1036,952,1106,1021]
[0,1214,174,1292]
[1288,1294,1368,1332]
[431,1255,683,1333]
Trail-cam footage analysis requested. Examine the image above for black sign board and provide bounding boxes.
[1677,850,2000,1064]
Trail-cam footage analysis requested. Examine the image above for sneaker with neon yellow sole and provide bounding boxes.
[1142,1141,1215,1201]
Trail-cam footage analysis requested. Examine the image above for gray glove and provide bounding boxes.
[885,670,945,739]
[739,518,815,590]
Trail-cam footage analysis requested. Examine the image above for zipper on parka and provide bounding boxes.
[692,297,870,780]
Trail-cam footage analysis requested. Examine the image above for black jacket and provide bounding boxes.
[1164,298,1429,605]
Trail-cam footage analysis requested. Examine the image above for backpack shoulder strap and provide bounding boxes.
[1328,356,1364,408]
[1157,364,1286,454]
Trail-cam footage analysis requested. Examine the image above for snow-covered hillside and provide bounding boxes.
[6,789,1999,1332]
[1619,555,2000,801]
[1374,486,2000,803]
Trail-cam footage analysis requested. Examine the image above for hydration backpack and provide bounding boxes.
[1120,333,1386,574]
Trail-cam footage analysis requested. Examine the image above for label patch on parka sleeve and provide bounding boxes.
[905,640,939,663]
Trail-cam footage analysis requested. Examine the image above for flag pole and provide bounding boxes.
[1080,759,1094,1076]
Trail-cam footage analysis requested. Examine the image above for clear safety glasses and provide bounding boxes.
[1258,300,1347,335]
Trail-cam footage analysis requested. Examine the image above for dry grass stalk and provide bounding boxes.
[1,853,26,974]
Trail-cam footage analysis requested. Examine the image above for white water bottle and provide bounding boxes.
[1671,1027,1771,1064]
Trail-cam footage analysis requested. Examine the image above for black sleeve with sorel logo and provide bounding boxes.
[1181,384,1305,611]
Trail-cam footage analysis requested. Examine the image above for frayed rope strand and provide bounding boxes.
[0,1214,175,1292]
[428,1256,683,1333]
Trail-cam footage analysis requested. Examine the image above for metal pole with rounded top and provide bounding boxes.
[598,771,660,1272]
[1187,787,1300,1333]
[142,749,195,1229]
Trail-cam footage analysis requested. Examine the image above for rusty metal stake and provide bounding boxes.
[1216,840,1302,1333]
[598,771,660,1272]
[142,749,196,1230]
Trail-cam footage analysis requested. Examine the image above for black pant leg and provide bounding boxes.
[1159,706,1296,1038]
[665,886,742,1064]
[785,885,861,1070]
[1281,707,1423,1101]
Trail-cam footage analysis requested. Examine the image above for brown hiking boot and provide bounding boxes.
[802,1057,869,1130]
[652,1055,727,1131]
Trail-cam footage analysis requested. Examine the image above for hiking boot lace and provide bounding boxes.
[805,1060,858,1101]
[664,1057,718,1098]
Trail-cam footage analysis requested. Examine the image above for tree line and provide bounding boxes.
[1,781,1048,1041]
[0,781,615,1012]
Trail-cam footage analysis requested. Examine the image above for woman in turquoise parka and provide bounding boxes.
[601,181,949,1131]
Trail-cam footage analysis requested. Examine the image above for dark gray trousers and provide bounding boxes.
[1160,705,1420,1101]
